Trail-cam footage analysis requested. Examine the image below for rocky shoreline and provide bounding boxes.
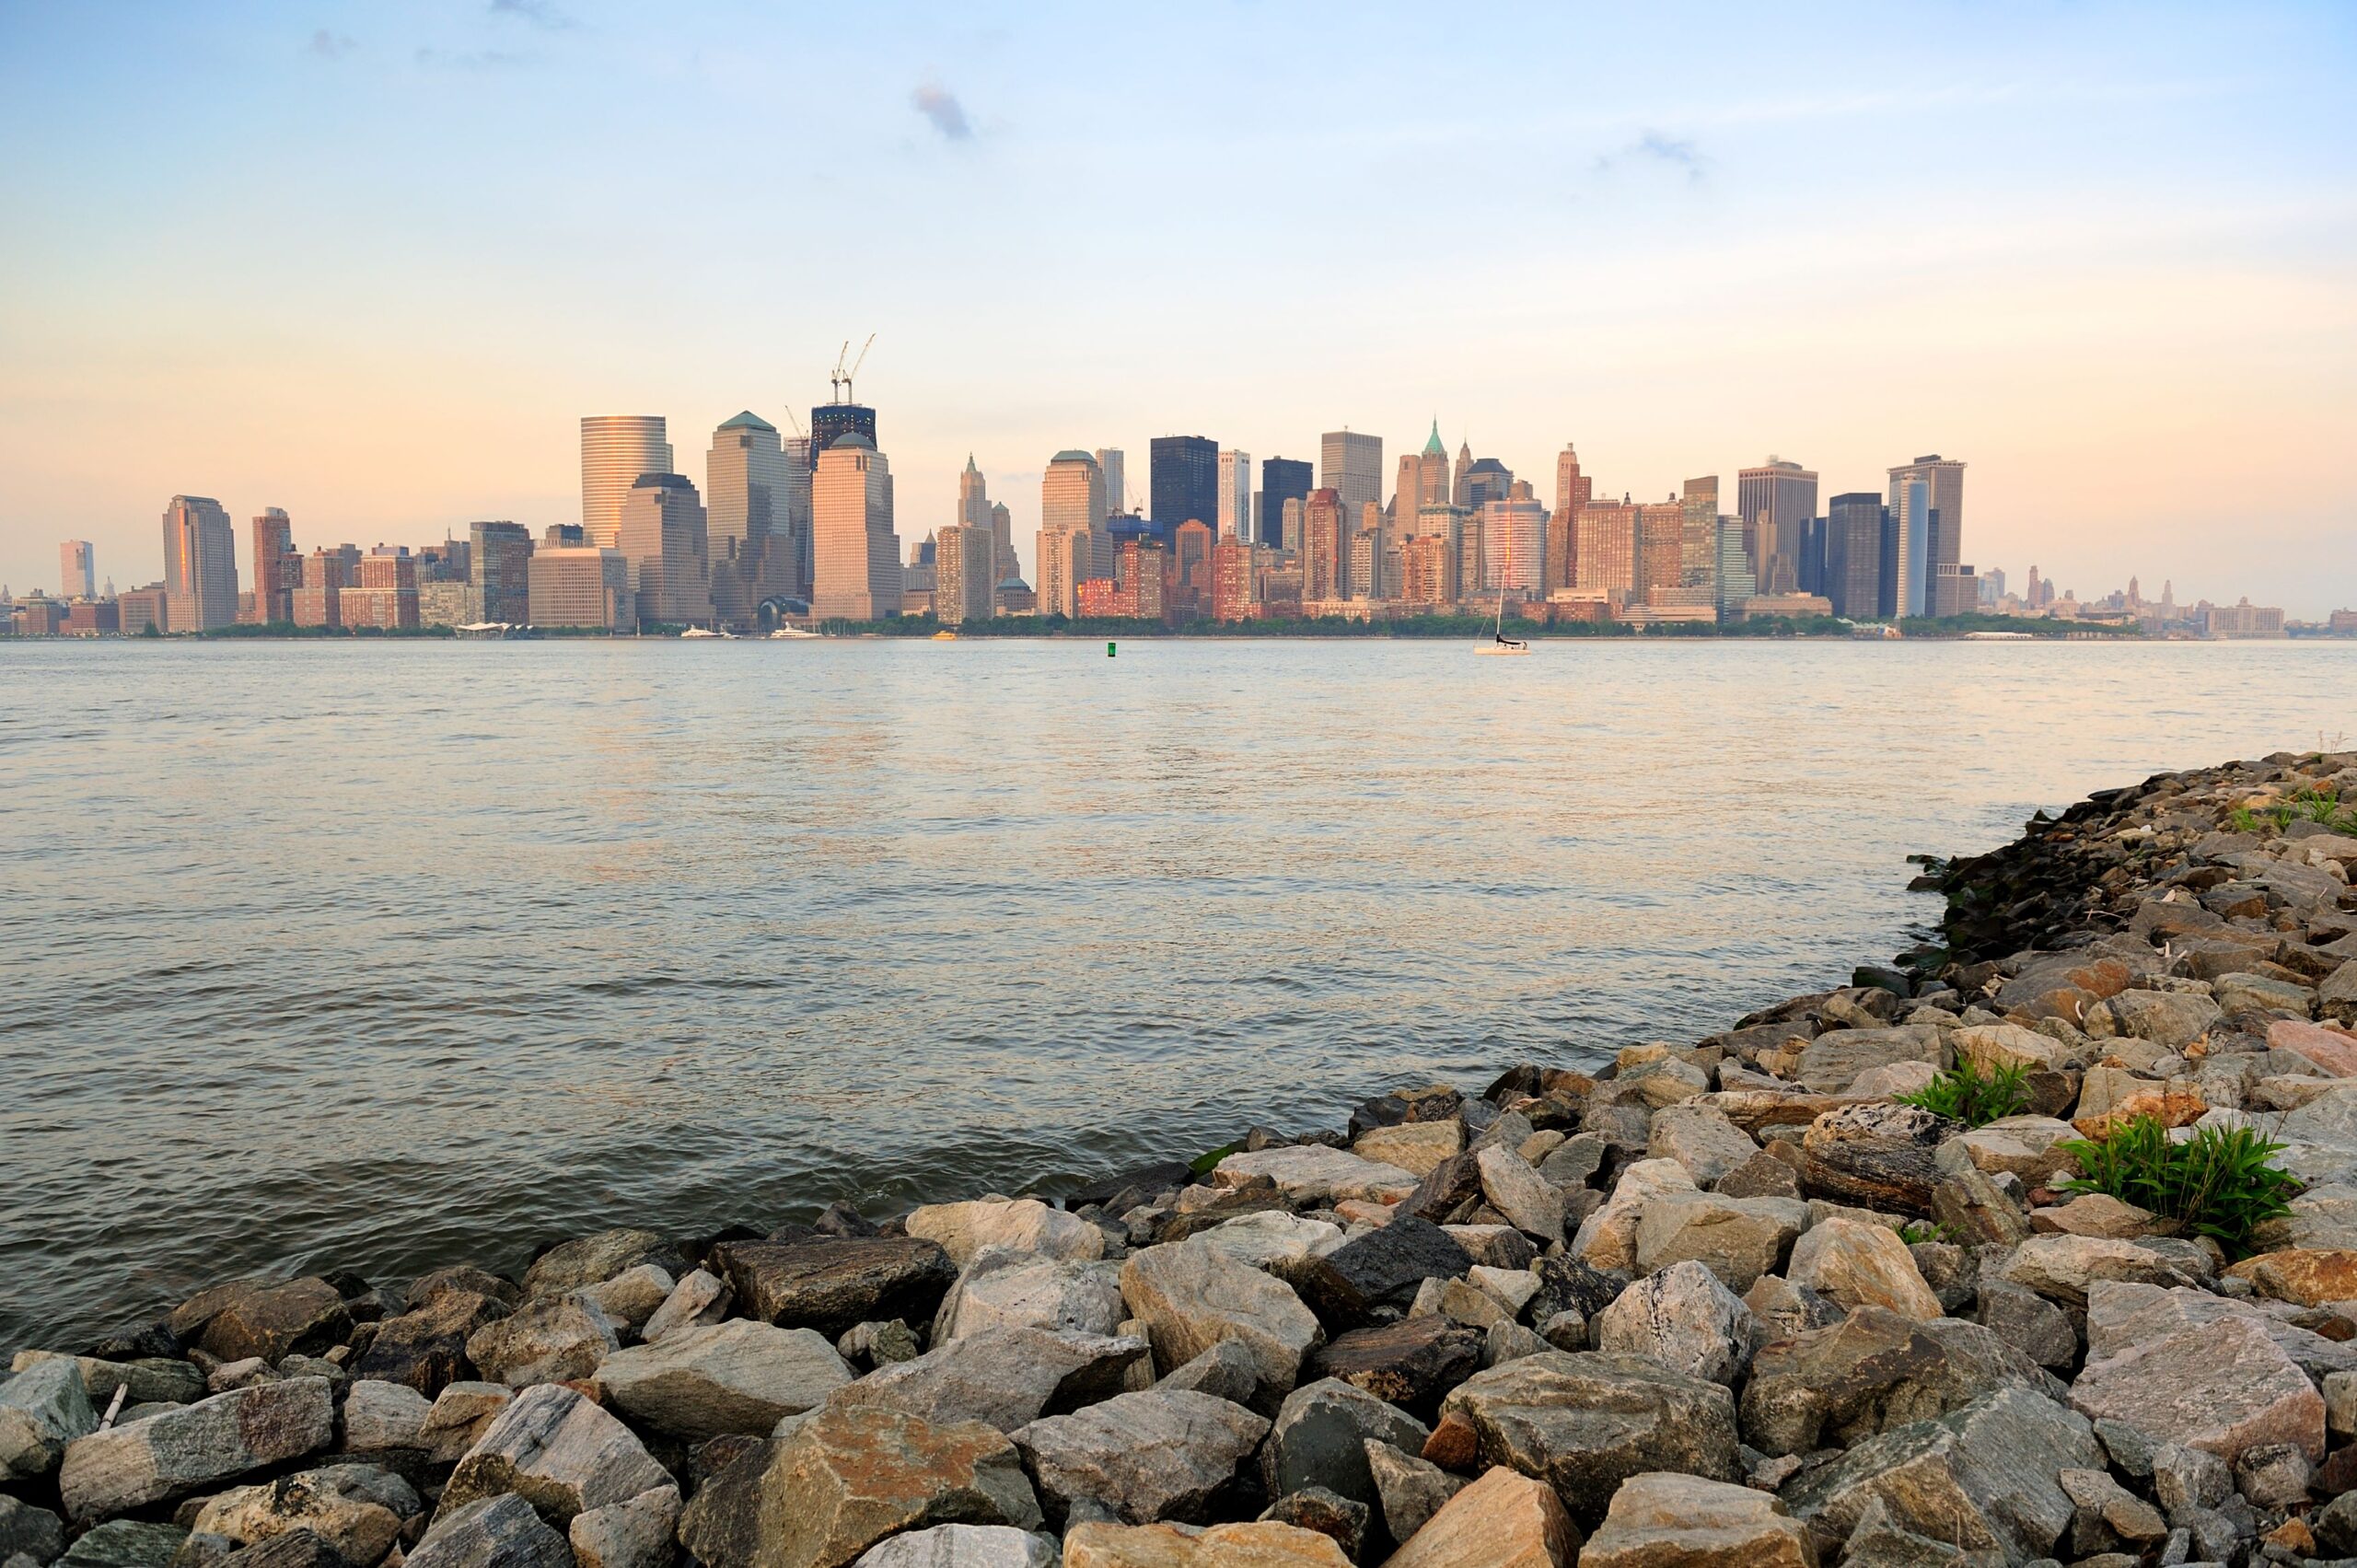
[8,750,2357,1568]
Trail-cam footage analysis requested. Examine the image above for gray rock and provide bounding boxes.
[905,1199,1109,1269]
[1255,1487,1367,1562]
[1974,1279,2077,1369]
[710,1236,958,1337]
[838,1319,923,1368]
[1579,1471,1815,1568]
[1647,1106,1762,1186]
[2068,1315,2325,1464]
[830,1328,1148,1433]
[1156,1340,1260,1405]
[567,1484,679,1568]
[54,1523,187,1568]
[1295,1217,1473,1328]
[1433,1352,1741,1525]
[1260,1377,1427,1514]
[1785,1216,1944,1320]
[849,1526,1058,1567]
[405,1494,570,1568]
[1212,1145,1417,1205]
[1593,1260,1757,1386]
[340,1379,432,1453]
[1361,1439,1463,1547]
[441,1383,670,1526]
[1538,1132,1608,1190]
[934,1249,1126,1342]
[2232,1441,2312,1510]
[745,1404,1044,1568]
[1120,1237,1324,1400]
[594,1318,852,1438]
[189,1464,423,1566]
[581,1264,674,1336]
[1572,1158,1697,1272]
[405,1265,521,1311]
[0,1498,64,1567]
[1794,1026,1945,1095]
[0,1358,97,1481]
[2084,1279,2357,1380]
[1629,1191,1807,1292]
[1741,1305,2060,1457]
[2316,1489,2357,1557]
[521,1229,685,1298]
[414,1381,510,1464]
[641,1267,732,1343]
[57,1376,334,1523]
[6,1353,206,1409]
[2151,1441,2232,1515]
[2084,991,2223,1049]
[1192,1212,1342,1278]
[1012,1389,1267,1527]
[1483,1320,1548,1367]
[1781,1386,2103,1564]
[1992,1234,2211,1307]
[462,1291,619,1388]
[1836,1495,2003,1567]
[2058,1467,2168,1557]
[1473,1145,1564,1244]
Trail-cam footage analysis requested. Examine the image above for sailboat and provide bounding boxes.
[1475,576,1530,656]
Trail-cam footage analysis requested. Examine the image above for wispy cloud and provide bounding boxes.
[415,46,531,70]
[487,0,574,29]
[308,29,356,59]
[911,82,973,142]
[1595,130,1707,183]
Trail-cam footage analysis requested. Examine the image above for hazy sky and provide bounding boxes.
[3,1,2352,612]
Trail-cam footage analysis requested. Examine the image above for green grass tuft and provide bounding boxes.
[2058,1116,2299,1256]
[1897,1058,2032,1127]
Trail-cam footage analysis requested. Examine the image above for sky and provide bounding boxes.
[2,1,2353,614]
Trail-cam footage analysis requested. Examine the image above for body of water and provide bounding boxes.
[3,635,2352,1348]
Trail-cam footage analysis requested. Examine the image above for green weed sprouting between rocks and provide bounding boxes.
[2057,1116,2300,1256]
[1897,1059,2032,1127]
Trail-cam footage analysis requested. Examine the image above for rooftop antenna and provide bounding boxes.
[842,333,876,404]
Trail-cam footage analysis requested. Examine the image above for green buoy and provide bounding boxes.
[1108,641,1117,657]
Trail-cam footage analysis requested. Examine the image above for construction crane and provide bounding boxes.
[841,333,875,404]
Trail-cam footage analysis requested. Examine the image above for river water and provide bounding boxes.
[3,635,2351,1348]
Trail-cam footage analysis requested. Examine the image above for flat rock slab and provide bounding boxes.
[2069,1315,2326,1463]
[1192,1213,1344,1276]
[1742,1306,2056,1458]
[2084,1280,2357,1379]
[850,1524,1059,1566]
[1993,1234,2211,1307]
[1433,1353,1741,1526]
[904,1201,1107,1270]
[522,1229,685,1298]
[1309,1317,1483,1415]
[1120,1238,1324,1400]
[406,1493,571,1568]
[1296,1217,1473,1328]
[1381,1463,1582,1568]
[595,1319,853,1438]
[830,1328,1147,1433]
[712,1237,957,1336]
[58,1376,333,1523]
[1213,1147,1418,1205]
[1014,1390,1268,1526]
[1580,1471,1811,1568]
[1060,1520,1351,1567]
[1352,1122,1463,1179]
[441,1383,670,1526]
[753,1404,1042,1568]
[190,1464,423,1566]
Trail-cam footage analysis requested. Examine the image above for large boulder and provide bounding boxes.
[1352,1122,1463,1179]
[1120,1238,1324,1401]
[1645,1107,1760,1187]
[1630,1192,1806,1292]
[2084,1280,2357,1380]
[189,1464,423,1566]
[521,1229,685,1297]
[1474,1147,1565,1244]
[1307,1318,1482,1417]
[2067,1314,2326,1463]
[1193,1213,1343,1279]
[1783,1218,1942,1320]
[1059,1520,1350,1566]
[1797,1104,1954,1214]
[341,1378,434,1455]
[1951,1022,2073,1074]
[349,1289,510,1396]
[57,1376,333,1523]
[934,1251,1126,1342]
[1995,952,2134,1024]
[712,1237,958,1336]
[462,1292,618,1388]
[440,1384,670,1526]
[1579,1472,1813,1568]
[1794,1027,1945,1095]
[1012,1390,1266,1527]
[415,1382,512,1464]
[1741,1307,2058,1457]
[1572,1160,1696,1273]
[1592,1261,1758,1386]
[594,1319,853,1438]
[569,1483,681,1568]
[850,1525,1058,1567]
[194,1280,352,1365]
[904,1200,1108,1269]
[1431,1353,1741,1525]
[1295,1219,1473,1329]
[742,1405,1040,1568]
[1380,1464,1581,1568]
[0,1358,97,1481]
[2224,1245,2357,1306]
[2083,991,2223,1049]
[1212,1147,1417,1206]
[1259,1378,1426,1515]
[1781,1387,2102,1565]
[405,1494,570,1568]
[643,1268,733,1342]
[6,1351,205,1408]
[1991,1234,2211,1307]
[830,1328,1148,1432]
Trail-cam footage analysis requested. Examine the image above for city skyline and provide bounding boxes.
[1,3,2352,613]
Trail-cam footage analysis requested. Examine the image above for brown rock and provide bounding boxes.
[351,1290,510,1397]
[2226,1248,2357,1307]
[1380,1464,1581,1568]
[1310,1318,1483,1417]
[752,1404,1040,1568]
[710,1237,956,1336]
[197,1280,352,1365]
[1063,1520,1350,1566]
[1577,1471,1814,1568]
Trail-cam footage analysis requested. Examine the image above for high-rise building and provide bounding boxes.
[1216,449,1253,540]
[617,472,713,628]
[1170,519,1214,619]
[245,509,295,624]
[1573,500,1637,596]
[1889,477,1932,618]
[1888,455,1966,610]
[935,524,994,625]
[989,502,1014,595]
[1635,500,1684,595]
[581,416,672,548]
[1481,497,1546,594]
[1039,450,1106,618]
[812,433,900,621]
[1452,440,1473,506]
[1149,436,1219,535]
[1303,488,1346,601]
[470,521,534,625]
[1678,477,1718,588]
[1458,457,1514,512]
[1824,494,1884,620]
[779,435,815,595]
[958,453,991,533]
[1403,532,1458,606]
[1736,458,1818,596]
[1549,447,1594,590]
[1095,448,1126,519]
[1396,422,1453,535]
[809,401,876,470]
[342,547,421,631]
[161,495,238,633]
[60,540,94,600]
[706,412,795,629]
[1713,516,1754,620]
[1319,429,1383,517]
[528,545,633,631]
[1212,536,1255,621]
[1260,458,1312,550]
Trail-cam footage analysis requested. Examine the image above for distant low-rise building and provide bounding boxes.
[528,545,633,631]
[118,585,168,634]
[340,549,420,631]
[2204,598,2286,638]
[14,597,65,635]
[1737,592,1834,621]
[66,600,121,636]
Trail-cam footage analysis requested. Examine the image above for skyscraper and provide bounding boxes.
[1304,488,1346,601]
[1395,422,1453,534]
[1824,493,1884,620]
[470,521,534,624]
[958,454,991,533]
[1149,436,1219,535]
[1482,497,1546,594]
[581,416,673,549]
[1458,457,1514,512]
[1550,446,1594,590]
[1095,448,1126,519]
[1635,500,1684,596]
[935,524,994,625]
[808,401,877,470]
[706,412,795,627]
[1216,448,1253,540]
[60,540,94,600]
[1736,458,1818,596]
[1713,516,1755,620]
[1260,457,1312,550]
[1678,477,1718,587]
[247,509,295,624]
[1890,477,1932,619]
[1887,454,1966,609]
[1573,499,1637,595]
[812,433,900,621]
[161,495,238,632]
[1319,429,1383,517]
[617,472,713,628]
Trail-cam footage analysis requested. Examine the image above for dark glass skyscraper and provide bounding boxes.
[1150,436,1219,537]
[1259,457,1312,549]
[808,403,877,470]
[1824,494,1883,620]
